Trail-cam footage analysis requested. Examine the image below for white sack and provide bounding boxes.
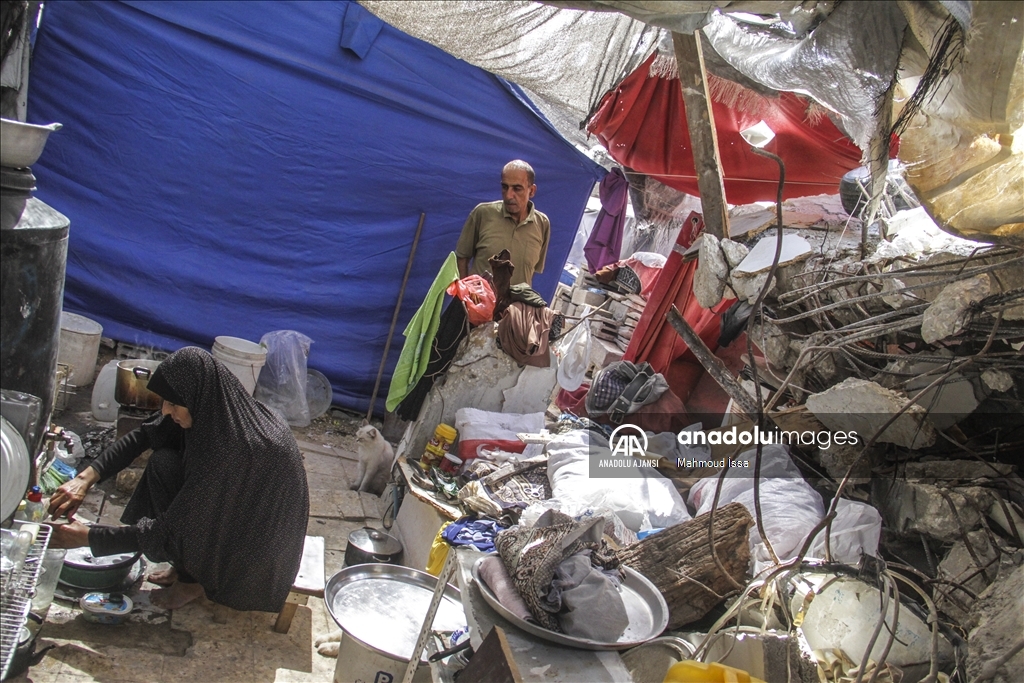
[546,430,691,532]
[805,499,882,564]
[689,445,824,573]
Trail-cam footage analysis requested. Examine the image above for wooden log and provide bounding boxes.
[616,502,752,629]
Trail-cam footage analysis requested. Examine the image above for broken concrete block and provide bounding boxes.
[990,258,1024,321]
[903,460,1014,481]
[905,366,980,430]
[935,530,999,623]
[871,479,991,542]
[921,273,992,343]
[880,277,911,309]
[720,238,750,269]
[816,442,874,483]
[730,270,770,305]
[798,574,954,674]
[732,233,812,276]
[694,232,728,308]
[590,336,624,369]
[571,288,607,307]
[806,378,936,449]
[502,364,557,413]
[751,321,790,369]
[982,368,1014,392]
[966,564,1024,683]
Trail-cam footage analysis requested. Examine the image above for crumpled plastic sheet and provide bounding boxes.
[701,0,907,150]
[360,0,660,121]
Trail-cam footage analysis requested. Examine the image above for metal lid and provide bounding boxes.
[64,547,139,570]
[348,527,403,556]
[325,564,466,662]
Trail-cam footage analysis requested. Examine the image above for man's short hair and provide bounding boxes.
[503,160,535,186]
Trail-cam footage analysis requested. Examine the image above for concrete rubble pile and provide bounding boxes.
[385,203,1021,683]
[686,201,1024,683]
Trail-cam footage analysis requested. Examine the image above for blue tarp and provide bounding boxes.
[28,1,604,414]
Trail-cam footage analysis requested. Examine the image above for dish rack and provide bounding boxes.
[1,523,51,679]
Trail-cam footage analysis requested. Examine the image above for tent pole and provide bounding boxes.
[366,212,426,422]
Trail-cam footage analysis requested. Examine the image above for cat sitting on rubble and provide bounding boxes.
[349,423,394,496]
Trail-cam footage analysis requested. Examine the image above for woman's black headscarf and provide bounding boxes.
[140,346,309,612]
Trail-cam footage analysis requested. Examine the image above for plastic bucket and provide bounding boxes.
[212,336,267,395]
[58,312,103,387]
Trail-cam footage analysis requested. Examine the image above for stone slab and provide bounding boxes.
[733,233,812,275]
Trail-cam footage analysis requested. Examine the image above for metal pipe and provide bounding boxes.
[366,212,426,422]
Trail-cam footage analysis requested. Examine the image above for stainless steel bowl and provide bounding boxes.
[0,118,62,168]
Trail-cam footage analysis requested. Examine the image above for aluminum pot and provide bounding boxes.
[344,526,403,566]
[114,360,162,410]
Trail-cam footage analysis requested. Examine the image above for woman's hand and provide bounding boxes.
[47,520,91,549]
[48,466,100,521]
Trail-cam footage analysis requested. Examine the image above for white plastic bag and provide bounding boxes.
[805,499,882,564]
[555,320,591,392]
[254,330,312,427]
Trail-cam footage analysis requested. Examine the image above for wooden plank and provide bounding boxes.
[293,535,325,595]
[672,31,730,240]
[459,626,523,683]
[666,305,761,419]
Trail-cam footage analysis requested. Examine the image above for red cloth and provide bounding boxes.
[623,212,731,406]
[587,55,863,204]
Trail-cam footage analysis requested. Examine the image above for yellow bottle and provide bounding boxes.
[663,661,766,683]
[420,424,457,469]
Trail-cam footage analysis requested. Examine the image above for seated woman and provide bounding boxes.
[48,346,309,612]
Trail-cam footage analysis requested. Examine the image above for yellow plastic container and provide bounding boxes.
[420,423,457,469]
[663,661,766,683]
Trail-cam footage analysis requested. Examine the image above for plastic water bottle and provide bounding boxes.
[25,486,46,523]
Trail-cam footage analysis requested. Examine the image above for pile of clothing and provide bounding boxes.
[479,509,629,641]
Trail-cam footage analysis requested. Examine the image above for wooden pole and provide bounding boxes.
[672,31,730,240]
[366,212,425,422]
[665,305,761,419]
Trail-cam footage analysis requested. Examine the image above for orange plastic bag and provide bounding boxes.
[447,275,496,326]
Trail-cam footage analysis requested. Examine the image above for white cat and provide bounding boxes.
[314,629,342,657]
[350,424,394,496]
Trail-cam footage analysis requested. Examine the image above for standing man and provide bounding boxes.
[456,160,550,288]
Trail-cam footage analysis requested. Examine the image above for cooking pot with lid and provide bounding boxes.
[59,547,141,590]
[114,360,162,410]
[344,527,403,566]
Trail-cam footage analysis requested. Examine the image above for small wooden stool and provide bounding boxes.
[274,535,325,633]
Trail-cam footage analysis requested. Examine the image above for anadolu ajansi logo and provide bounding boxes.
[609,423,648,458]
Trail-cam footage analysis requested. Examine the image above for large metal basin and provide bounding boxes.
[324,562,465,678]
